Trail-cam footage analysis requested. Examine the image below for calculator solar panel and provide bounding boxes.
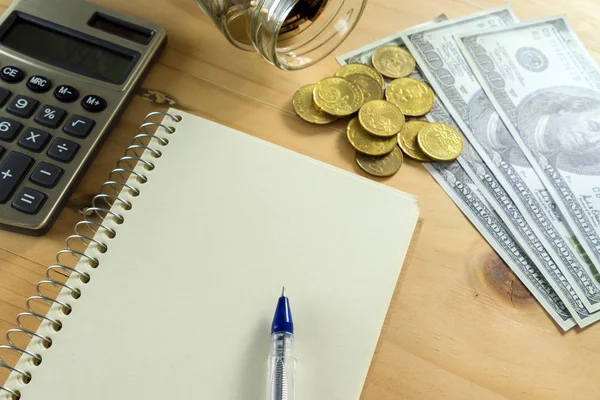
[0,0,166,235]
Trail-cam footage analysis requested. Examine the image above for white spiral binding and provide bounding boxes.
[0,110,182,399]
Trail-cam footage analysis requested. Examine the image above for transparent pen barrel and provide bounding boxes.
[267,332,296,400]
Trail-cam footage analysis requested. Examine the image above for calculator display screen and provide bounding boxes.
[0,15,137,84]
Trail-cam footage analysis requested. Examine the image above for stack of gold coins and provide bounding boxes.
[292,45,464,178]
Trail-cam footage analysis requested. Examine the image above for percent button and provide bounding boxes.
[34,105,66,128]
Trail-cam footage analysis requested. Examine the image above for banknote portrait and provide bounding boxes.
[517,87,600,175]
[466,90,530,167]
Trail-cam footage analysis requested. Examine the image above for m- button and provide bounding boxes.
[0,66,24,83]
[81,95,107,113]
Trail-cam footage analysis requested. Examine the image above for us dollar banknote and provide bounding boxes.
[401,9,600,315]
[456,16,600,289]
[334,23,586,328]
[425,160,575,330]
[423,84,599,327]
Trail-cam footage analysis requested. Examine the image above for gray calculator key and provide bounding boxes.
[0,152,33,203]
[30,162,63,188]
[0,88,11,107]
[47,138,79,163]
[63,115,95,138]
[12,187,46,215]
[18,128,51,152]
[34,105,66,128]
[0,117,22,141]
[7,95,39,118]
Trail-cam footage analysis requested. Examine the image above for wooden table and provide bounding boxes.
[1,0,599,398]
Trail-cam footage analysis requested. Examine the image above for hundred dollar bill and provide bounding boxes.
[424,85,599,327]
[401,9,600,314]
[425,160,575,330]
[456,16,600,289]
[334,25,596,328]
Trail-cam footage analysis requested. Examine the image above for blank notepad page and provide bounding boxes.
[10,109,419,400]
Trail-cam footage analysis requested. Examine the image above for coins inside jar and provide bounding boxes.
[313,77,364,117]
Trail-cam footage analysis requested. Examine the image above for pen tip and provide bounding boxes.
[281,286,286,297]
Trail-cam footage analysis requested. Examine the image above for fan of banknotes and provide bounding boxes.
[292,48,464,177]
[305,6,600,332]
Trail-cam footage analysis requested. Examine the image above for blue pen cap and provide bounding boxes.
[271,290,294,334]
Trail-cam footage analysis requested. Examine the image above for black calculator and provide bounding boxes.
[0,0,166,235]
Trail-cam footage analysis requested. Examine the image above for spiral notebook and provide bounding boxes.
[1,108,419,400]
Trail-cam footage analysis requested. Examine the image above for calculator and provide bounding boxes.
[0,0,166,235]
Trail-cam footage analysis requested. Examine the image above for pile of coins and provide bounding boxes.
[292,45,464,177]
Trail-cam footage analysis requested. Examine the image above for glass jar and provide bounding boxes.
[194,0,367,71]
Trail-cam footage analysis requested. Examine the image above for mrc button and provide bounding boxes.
[0,66,24,83]
[27,76,52,93]
[81,95,107,112]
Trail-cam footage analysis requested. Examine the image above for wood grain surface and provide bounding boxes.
[1,0,599,399]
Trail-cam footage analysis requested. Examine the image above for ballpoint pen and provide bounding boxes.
[267,287,296,400]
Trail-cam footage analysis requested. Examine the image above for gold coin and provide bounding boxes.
[372,46,416,79]
[313,77,364,117]
[397,120,431,162]
[358,100,405,138]
[335,63,385,89]
[344,74,384,103]
[417,123,464,161]
[347,117,397,156]
[356,146,403,178]
[386,78,434,116]
[292,84,338,124]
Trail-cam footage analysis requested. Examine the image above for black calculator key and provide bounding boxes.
[81,95,107,112]
[34,105,66,128]
[0,118,22,141]
[0,146,4,159]
[54,85,79,103]
[48,138,79,163]
[12,188,46,215]
[0,66,24,83]
[30,162,63,188]
[0,88,11,107]
[7,95,39,118]
[18,128,51,152]
[63,115,95,138]
[0,152,33,203]
[27,75,52,93]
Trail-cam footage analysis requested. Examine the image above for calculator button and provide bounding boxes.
[34,105,66,128]
[27,75,52,93]
[0,88,11,107]
[7,95,39,118]
[0,146,4,159]
[54,85,79,103]
[18,128,51,152]
[81,95,107,112]
[30,162,63,188]
[12,188,46,215]
[0,118,22,141]
[48,138,79,163]
[0,66,24,83]
[63,115,95,138]
[0,152,33,203]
